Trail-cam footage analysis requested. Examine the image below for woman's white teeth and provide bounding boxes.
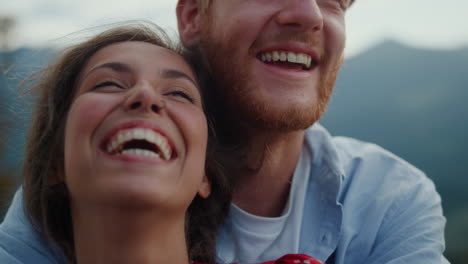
[121,149,160,158]
[260,51,312,68]
[106,128,172,160]
[280,52,287,61]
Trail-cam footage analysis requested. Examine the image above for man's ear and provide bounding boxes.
[197,174,211,199]
[177,0,203,48]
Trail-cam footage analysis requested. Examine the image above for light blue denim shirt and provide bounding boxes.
[0,124,449,263]
[303,124,448,263]
[215,124,448,263]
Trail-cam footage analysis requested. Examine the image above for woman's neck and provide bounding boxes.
[72,205,190,264]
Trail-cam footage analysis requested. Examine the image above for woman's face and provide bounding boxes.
[64,41,210,213]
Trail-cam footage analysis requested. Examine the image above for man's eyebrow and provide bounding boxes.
[83,62,132,79]
[161,69,198,88]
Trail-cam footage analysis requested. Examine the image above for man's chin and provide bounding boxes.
[239,97,326,132]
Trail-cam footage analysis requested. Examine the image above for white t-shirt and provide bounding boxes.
[216,143,312,264]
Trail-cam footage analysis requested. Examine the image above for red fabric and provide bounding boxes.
[259,254,323,264]
[193,253,323,264]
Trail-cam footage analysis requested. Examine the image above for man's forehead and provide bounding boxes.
[201,0,355,9]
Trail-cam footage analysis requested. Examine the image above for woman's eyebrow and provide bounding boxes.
[83,62,132,80]
[82,63,198,88]
[161,69,198,88]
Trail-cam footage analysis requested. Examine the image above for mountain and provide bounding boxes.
[0,48,56,170]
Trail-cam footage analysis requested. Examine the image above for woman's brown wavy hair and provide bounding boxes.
[22,22,232,263]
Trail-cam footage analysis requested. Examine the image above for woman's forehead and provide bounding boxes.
[82,41,194,79]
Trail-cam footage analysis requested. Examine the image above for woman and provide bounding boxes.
[22,23,231,264]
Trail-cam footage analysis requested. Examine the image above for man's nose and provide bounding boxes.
[124,81,165,114]
[275,0,324,32]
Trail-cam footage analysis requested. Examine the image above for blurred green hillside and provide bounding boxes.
[1,41,467,262]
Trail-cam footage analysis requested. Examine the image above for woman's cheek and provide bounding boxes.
[166,101,208,149]
[66,94,114,137]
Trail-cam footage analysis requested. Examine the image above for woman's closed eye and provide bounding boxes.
[92,80,124,91]
[166,90,195,104]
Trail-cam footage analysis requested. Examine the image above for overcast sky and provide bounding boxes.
[2,0,468,57]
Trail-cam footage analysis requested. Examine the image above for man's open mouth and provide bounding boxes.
[257,50,318,71]
[104,128,173,161]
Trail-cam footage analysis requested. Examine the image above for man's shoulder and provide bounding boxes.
[332,135,429,187]
[330,137,447,264]
[303,125,447,263]
[306,124,435,197]
[327,134,441,229]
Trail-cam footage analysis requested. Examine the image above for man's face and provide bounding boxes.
[196,0,347,131]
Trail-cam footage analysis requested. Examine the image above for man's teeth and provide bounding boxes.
[260,51,312,69]
[106,128,172,160]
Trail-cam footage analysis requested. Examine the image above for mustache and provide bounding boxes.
[271,31,320,45]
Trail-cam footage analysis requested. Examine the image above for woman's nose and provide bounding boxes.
[124,81,165,114]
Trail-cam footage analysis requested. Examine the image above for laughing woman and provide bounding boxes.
[22,23,231,264]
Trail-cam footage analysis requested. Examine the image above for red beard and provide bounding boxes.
[197,18,342,134]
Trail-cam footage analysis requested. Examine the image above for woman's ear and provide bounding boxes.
[176,0,203,48]
[197,174,211,198]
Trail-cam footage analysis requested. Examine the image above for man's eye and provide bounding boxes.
[92,81,123,90]
[321,0,347,9]
[167,90,194,103]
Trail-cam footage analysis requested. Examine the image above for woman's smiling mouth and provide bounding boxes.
[103,127,174,161]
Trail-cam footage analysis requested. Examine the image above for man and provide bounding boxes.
[0,0,448,263]
[177,0,448,263]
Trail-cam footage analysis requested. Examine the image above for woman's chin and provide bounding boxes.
[72,184,178,212]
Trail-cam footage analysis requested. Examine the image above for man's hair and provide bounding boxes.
[22,22,232,263]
